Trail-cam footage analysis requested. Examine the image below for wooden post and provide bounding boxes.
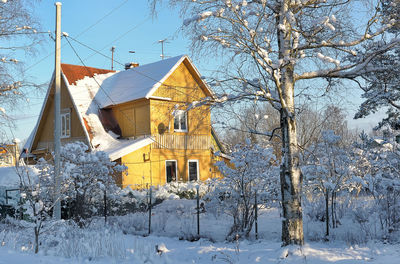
[148,184,152,235]
[255,190,258,240]
[104,190,107,224]
[53,2,62,220]
[196,185,200,237]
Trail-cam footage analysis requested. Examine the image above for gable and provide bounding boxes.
[152,59,211,102]
[30,76,88,153]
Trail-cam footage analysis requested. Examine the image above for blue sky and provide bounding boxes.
[4,0,385,143]
[7,0,196,142]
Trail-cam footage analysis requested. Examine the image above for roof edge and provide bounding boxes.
[145,55,186,99]
[25,71,55,153]
[62,72,93,150]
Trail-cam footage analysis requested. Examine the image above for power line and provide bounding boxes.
[74,0,130,39]
[65,35,205,100]
[21,0,131,76]
[82,16,151,62]
[64,38,212,151]
[66,35,124,67]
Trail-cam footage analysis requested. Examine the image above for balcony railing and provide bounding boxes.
[152,134,211,150]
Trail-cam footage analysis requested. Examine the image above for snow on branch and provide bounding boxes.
[316,52,340,67]
[183,8,224,26]
[297,38,400,80]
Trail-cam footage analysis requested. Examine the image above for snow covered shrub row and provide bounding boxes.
[106,199,231,242]
[302,130,400,243]
[352,135,400,242]
[113,180,215,215]
[0,218,160,261]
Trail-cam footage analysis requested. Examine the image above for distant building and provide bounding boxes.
[0,140,20,167]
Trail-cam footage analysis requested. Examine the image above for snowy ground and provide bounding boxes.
[1,234,400,264]
[1,166,400,263]
[1,204,400,263]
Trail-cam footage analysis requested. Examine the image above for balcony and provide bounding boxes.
[152,134,211,150]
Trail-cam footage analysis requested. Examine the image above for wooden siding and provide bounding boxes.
[120,147,215,189]
[152,134,211,150]
[150,61,211,136]
[112,99,150,138]
[35,137,87,151]
[118,58,221,188]
[31,79,87,153]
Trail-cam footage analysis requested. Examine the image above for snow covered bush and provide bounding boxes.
[14,142,126,252]
[15,159,59,253]
[303,130,355,239]
[114,180,213,215]
[59,142,126,226]
[354,136,400,241]
[207,140,279,240]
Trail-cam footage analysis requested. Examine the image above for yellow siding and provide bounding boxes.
[150,61,211,136]
[120,145,217,189]
[119,59,223,188]
[30,58,223,187]
[112,99,150,138]
[31,80,87,153]
[121,145,152,188]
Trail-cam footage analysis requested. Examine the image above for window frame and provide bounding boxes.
[60,109,71,139]
[165,160,178,183]
[188,159,199,181]
[173,110,188,132]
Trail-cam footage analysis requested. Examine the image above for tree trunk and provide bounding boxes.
[278,0,304,246]
[331,191,336,229]
[279,68,304,245]
[280,107,304,245]
[34,226,39,254]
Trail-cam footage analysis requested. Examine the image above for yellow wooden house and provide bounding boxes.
[23,55,226,188]
[0,142,19,167]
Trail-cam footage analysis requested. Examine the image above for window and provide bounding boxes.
[188,160,199,181]
[61,109,71,138]
[174,110,187,132]
[166,160,177,183]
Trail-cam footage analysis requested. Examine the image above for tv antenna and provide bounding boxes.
[110,46,116,70]
[158,38,169,60]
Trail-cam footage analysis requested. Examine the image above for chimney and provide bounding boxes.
[125,62,139,70]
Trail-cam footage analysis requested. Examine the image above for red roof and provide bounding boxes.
[61,63,115,85]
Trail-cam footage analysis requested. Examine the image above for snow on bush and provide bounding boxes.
[206,140,279,240]
[302,130,354,239]
[353,135,400,242]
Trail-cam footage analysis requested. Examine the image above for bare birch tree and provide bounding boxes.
[150,0,400,245]
[0,0,43,139]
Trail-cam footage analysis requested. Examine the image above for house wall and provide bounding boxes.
[119,60,223,188]
[150,60,211,136]
[31,79,87,154]
[111,99,150,138]
[120,146,217,189]
[0,144,19,167]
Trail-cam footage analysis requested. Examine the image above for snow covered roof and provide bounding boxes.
[63,70,154,160]
[67,55,214,108]
[95,55,186,107]
[25,55,213,161]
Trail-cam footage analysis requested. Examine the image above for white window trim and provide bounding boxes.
[174,110,188,132]
[188,159,199,181]
[61,109,71,139]
[165,160,178,183]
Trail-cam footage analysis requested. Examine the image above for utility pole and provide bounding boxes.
[53,2,62,220]
[158,39,168,60]
[110,46,115,70]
